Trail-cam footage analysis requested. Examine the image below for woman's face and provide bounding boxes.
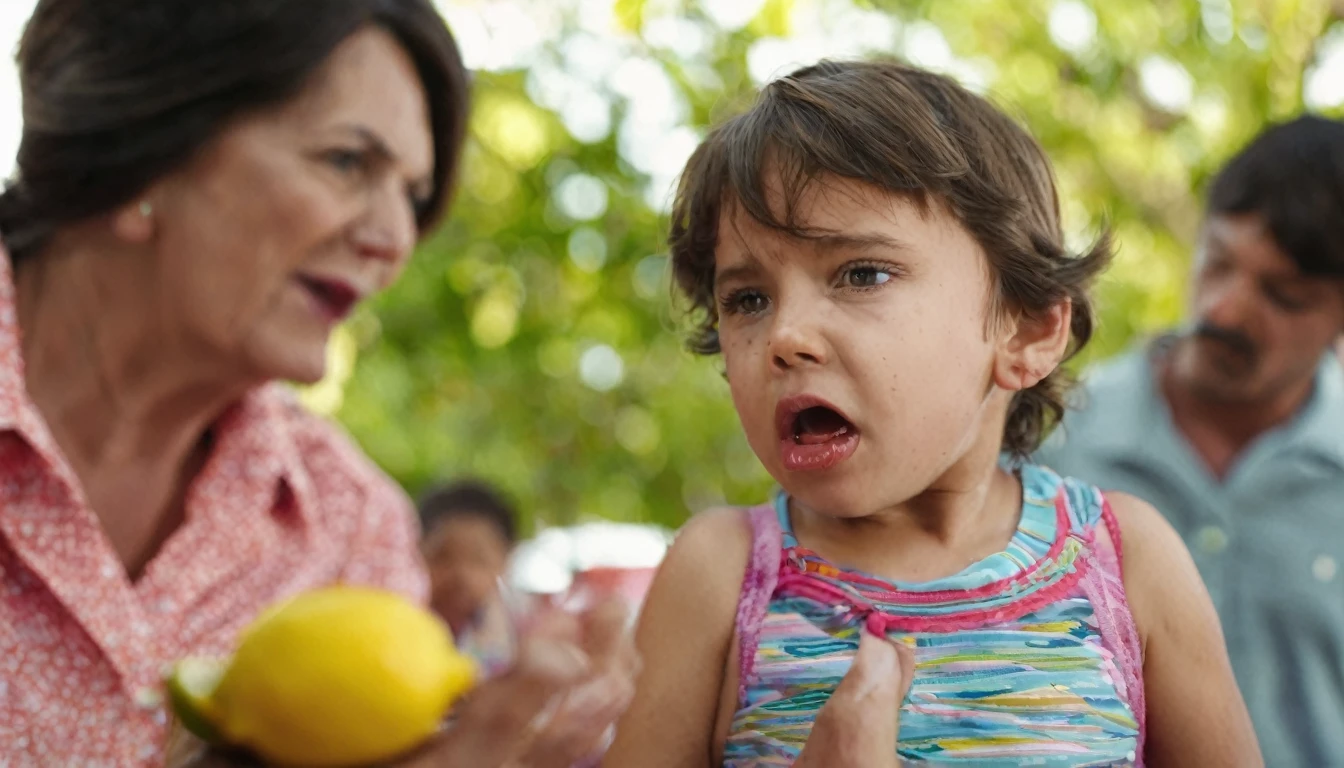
[147,27,435,384]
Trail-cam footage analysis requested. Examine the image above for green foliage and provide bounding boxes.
[310,0,1344,532]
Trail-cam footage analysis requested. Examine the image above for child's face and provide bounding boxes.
[423,515,511,633]
[714,176,1021,518]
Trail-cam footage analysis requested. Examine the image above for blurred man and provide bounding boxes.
[1037,115,1344,767]
[418,479,518,636]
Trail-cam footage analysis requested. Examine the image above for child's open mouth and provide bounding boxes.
[775,396,861,472]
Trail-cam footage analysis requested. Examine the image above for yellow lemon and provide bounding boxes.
[168,586,477,767]
[166,655,227,744]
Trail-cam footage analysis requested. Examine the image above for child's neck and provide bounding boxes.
[789,443,1023,584]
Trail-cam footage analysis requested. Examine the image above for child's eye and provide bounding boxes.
[842,265,893,288]
[720,289,770,316]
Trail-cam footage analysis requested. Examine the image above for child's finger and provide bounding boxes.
[795,629,905,767]
[848,629,900,701]
[892,637,916,705]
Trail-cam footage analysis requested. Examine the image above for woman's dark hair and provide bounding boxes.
[0,0,470,263]
[1207,115,1344,277]
[670,59,1110,457]
[417,479,518,545]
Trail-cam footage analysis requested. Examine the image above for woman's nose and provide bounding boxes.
[353,184,417,264]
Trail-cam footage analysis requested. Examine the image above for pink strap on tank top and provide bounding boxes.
[1078,494,1147,757]
[734,504,781,706]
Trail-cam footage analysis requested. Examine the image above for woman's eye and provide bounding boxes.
[409,193,432,222]
[843,266,892,287]
[325,148,367,174]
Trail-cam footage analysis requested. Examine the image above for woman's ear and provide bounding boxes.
[111,196,157,244]
[992,298,1073,392]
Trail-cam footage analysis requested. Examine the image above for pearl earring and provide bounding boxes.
[138,200,153,217]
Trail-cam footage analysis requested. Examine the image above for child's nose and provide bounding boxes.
[768,315,829,371]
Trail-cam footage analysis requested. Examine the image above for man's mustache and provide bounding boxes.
[1191,322,1256,361]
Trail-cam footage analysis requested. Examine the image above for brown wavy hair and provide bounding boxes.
[669,59,1110,457]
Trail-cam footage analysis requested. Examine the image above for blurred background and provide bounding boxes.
[3,0,1342,551]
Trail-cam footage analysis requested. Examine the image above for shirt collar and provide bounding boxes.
[203,385,319,527]
[1087,335,1344,471]
[1291,348,1344,469]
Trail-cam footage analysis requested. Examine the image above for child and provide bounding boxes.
[418,479,517,636]
[602,60,1260,766]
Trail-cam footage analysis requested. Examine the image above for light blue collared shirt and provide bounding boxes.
[1035,337,1344,768]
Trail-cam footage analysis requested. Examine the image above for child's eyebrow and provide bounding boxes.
[714,259,763,287]
[808,230,910,254]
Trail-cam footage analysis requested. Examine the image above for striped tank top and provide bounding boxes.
[725,463,1145,766]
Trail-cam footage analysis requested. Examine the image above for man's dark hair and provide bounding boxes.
[417,479,518,545]
[1207,115,1344,277]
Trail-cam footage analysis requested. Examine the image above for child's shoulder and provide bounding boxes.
[667,506,758,568]
[1091,490,1201,646]
[633,507,758,678]
[1023,461,1109,529]
[1038,462,1187,575]
[1103,491,1190,574]
[652,506,759,602]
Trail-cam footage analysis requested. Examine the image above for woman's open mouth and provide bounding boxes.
[774,395,861,472]
[296,275,360,323]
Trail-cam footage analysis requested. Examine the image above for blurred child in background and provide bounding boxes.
[419,479,517,643]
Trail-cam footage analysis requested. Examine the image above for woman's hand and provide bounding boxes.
[794,630,915,768]
[416,598,638,767]
[167,598,639,768]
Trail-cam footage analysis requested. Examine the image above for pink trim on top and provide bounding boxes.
[769,494,1091,633]
[734,505,781,706]
[775,551,1090,634]
[790,496,1076,605]
[1102,497,1127,573]
[1078,493,1147,763]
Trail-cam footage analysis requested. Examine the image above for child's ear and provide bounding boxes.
[993,299,1072,392]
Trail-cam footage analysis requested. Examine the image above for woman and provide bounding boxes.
[0,1,635,765]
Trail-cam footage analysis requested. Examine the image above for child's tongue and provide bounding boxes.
[795,407,852,445]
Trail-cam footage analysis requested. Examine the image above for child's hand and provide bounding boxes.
[795,630,915,768]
